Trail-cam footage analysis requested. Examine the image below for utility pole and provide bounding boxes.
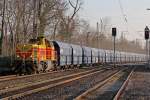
[96,22,99,48]
[144,26,149,66]
[112,27,117,67]
[86,32,90,46]
[100,18,103,48]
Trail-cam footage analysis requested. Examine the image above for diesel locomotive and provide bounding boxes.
[13,36,146,74]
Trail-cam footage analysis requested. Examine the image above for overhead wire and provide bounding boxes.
[118,0,130,34]
[118,0,128,23]
[118,0,142,42]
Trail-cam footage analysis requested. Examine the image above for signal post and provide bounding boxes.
[144,26,149,67]
[112,27,117,67]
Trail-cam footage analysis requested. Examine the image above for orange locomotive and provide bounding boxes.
[15,36,57,74]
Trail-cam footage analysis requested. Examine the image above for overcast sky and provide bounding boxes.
[79,0,150,41]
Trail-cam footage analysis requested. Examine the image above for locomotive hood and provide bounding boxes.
[16,44,33,59]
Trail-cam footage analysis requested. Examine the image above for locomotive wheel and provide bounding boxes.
[37,63,44,73]
[45,61,57,71]
[43,62,48,72]
[25,62,36,74]
[13,61,22,75]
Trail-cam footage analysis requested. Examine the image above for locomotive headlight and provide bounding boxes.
[17,55,20,58]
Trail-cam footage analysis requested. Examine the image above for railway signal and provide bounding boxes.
[144,26,149,64]
[145,26,149,40]
[112,27,117,67]
[112,28,117,37]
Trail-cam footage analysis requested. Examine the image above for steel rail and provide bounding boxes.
[75,68,126,100]
[1,68,107,100]
[0,75,16,80]
[0,66,103,82]
[113,67,135,100]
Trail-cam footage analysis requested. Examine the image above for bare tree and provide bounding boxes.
[58,0,82,41]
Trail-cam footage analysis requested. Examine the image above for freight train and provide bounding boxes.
[11,36,146,74]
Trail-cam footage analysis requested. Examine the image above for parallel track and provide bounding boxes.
[0,66,113,91]
[74,69,125,100]
[18,68,122,100]
[113,67,135,100]
[0,65,128,100]
[0,75,16,80]
[1,67,107,99]
[0,66,105,82]
[75,67,134,100]
[0,69,73,82]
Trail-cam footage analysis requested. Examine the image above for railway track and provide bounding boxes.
[116,65,149,100]
[74,67,134,100]
[0,65,126,100]
[0,66,108,99]
[113,67,135,100]
[0,70,62,82]
[0,67,102,91]
[0,75,16,80]
[17,67,122,100]
[0,66,105,82]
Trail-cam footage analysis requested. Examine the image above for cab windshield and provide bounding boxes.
[29,39,39,44]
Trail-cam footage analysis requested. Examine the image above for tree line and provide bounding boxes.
[0,0,145,56]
